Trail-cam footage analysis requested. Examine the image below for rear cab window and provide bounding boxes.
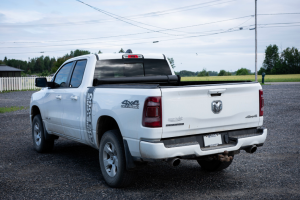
[94,58,172,79]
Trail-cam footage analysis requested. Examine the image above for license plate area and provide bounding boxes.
[203,133,222,147]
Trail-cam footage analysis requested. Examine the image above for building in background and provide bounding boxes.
[0,64,23,77]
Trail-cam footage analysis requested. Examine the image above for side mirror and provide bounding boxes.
[35,78,47,87]
[35,78,54,88]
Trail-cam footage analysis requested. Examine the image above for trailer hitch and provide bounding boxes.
[217,150,233,162]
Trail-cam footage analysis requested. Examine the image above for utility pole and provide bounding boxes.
[255,0,257,82]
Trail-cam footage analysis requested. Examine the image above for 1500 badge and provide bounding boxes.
[121,100,139,109]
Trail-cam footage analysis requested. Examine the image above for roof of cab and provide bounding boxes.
[97,53,165,60]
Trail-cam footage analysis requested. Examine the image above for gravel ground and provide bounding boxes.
[0,90,35,115]
[0,85,300,199]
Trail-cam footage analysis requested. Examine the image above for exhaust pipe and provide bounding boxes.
[167,158,181,167]
[245,145,257,153]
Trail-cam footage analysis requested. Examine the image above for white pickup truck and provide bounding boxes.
[31,51,267,187]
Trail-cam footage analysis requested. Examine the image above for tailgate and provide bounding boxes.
[161,83,261,138]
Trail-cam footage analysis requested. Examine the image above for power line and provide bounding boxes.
[0,15,254,45]
[123,0,231,18]
[258,13,300,16]
[4,21,300,49]
[1,10,299,29]
[260,25,300,28]
[0,0,237,28]
[3,11,299,44]
[0,29,246,54]
[75,0,237,35]
[1,23,299,54]
[75,0,179,36]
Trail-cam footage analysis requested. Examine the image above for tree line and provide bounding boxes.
[0,45,298,77]
[174,68,251,77]
[258,45,300,75]
[0,49,101,76]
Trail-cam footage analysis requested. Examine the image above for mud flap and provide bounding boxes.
[42,121,59,140]
[123,139,136,170]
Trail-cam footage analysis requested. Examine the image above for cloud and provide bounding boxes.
[34,0,46,7]
[0,0,299,73]
[0,10,44,23]
[0,13,5,23]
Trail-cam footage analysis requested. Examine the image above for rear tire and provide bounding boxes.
[99,130,134,188]
[32,114,54,153]
[197,155,234,172]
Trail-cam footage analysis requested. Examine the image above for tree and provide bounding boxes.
[218,70,231,76]
[236,68,250,75]
[167,57,176,69]
[51,49,90,73]
[279,47,300,74]
[262,44,280,74]
[73,49,90,57]
[197,69,209,77]
[175,70,197,77]
[207,71,218,76]
[34,56,45,73]
[50,57,56,72]
[44,56,51,72]
[4,56,7,64]
[52,57,67,73]
[119,48,125,53]
[258,67,266,75]
[98,50,102,54]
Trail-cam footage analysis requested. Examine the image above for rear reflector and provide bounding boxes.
[259,89,264,116]
[123,54,143,59]
[142,97,162,128]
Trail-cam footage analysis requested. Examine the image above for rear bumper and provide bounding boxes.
[140,128,267,159]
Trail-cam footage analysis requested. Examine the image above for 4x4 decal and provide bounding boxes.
[121,100,139,109]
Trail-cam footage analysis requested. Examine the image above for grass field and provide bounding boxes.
[181,74,300,82]
[0,106,28,113]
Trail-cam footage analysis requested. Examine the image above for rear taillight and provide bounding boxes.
[259,89,264,116]
[142,97,162,127]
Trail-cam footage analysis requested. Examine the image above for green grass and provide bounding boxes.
[0,106,28,113]
[181,74,300,82]
[0,89,40,93]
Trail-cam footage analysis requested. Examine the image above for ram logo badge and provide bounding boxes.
[121,100,139,109]
[211,100,222,114]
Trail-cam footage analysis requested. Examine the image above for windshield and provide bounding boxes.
[94,59,172,79]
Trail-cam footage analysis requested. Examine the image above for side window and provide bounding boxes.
[70,60,87,88]
[53,62,73,88]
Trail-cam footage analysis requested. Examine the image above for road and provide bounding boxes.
[1,84,300,199]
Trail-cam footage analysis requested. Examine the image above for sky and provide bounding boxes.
[0,0,299,73]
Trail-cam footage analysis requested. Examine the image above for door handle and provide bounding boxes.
[208,89,226,94]
[71,95,78,100]
[56,95,62,100]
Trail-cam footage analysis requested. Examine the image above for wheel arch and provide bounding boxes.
[96,115,136,170]
[31,105,41,123]
[96,115,121,148]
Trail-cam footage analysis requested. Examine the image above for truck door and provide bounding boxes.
[61,60,87,140]
[44,61,73,134]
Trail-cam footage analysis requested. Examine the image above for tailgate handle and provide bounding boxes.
[209,89,226,96]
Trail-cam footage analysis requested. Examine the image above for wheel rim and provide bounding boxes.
[34,122,42,146]
[102,142,118,177]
